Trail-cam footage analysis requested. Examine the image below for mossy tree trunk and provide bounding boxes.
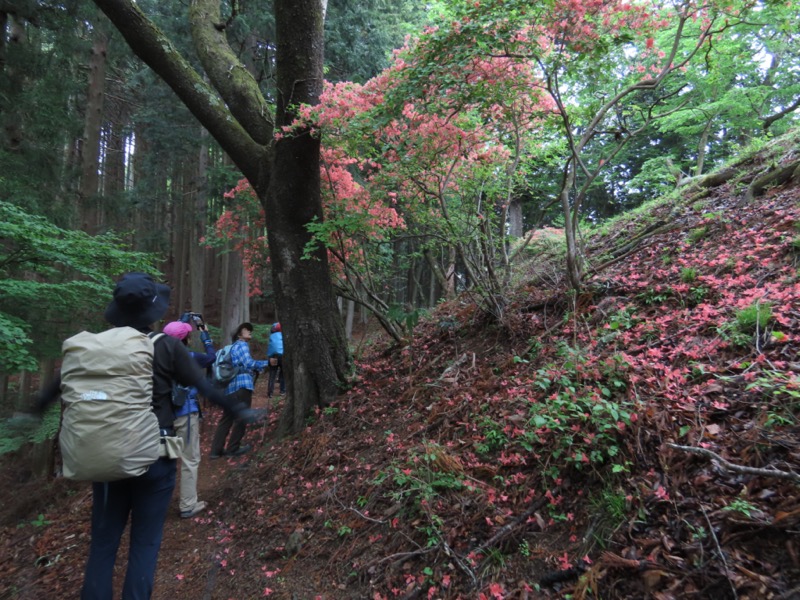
[93,0,349,434]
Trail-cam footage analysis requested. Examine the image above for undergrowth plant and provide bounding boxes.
[523,347,635,477]
[742,369,800,427]
[716,301,774,347]
[687,226,708,244]
[0,404,60,455]
[735,302,772,333]
[373,442,478,547]
[475,416,509,455]
[587,486,630,549]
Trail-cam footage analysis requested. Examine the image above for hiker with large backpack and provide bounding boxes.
[209,321,269,459]
[32,273,263,600]
[162,315,216,519]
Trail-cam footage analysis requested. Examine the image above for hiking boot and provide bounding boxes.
[228,444,252,457]
[209,450,225,460]
[180,501,207,519]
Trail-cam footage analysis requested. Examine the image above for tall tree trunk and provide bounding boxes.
[270,0,348,436]
[424,248,451,300]
[508,197,523,238]
[30,358,56,478]
[220,241,246,343]
[91,0,350,435]
[2,15,25,152]
[561,160,582,291]
[695,117,713,177]
[190,126,209,317]
[103,105,128,197]
[345,298,355,341]
[79,29,109,233]
[174,168,190,315]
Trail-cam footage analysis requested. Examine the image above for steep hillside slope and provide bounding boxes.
[2,131,799,599]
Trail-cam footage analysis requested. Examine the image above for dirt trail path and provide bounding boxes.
[147,383,278,599]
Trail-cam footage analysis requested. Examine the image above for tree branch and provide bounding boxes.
[92,0,267,184]
[190,0,273,146]
[762,95,800,131]
[668,443,800,483]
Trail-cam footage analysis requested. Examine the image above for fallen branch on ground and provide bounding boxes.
[668,443,800,483]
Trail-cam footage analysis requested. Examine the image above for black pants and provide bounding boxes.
[210,388,251,454]
[268,355,285,396]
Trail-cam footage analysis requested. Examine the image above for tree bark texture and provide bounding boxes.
[270,0,349,435]
[92,0,350,434]
[190,126,209,318]
[79,29,108,233]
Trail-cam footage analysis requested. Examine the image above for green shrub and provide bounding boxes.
[687,226,708,243]
[680,267,698,282]
[736,302,772,333]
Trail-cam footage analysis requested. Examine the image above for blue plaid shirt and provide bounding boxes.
[225,340,269,394]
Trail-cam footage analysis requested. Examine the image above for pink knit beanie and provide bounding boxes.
[163,321,193,340]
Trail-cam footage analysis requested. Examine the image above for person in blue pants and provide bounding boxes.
[84,458,176,598]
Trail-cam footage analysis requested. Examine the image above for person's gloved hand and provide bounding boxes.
[233,406,267,424]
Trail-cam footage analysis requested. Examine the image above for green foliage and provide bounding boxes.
[735,302,773,334]
[373,441,477,546]
[606,307,636,332]
[741,369,800,428]
[386,304,428,336]
[0,3,89,220]
[475,416,509,455]
[526,350,634,476]
[588,486,630,548]
[29,514,52,528]
[637,286,672,306]
[0,201,158,372]
[626,156,682,199]
[680,267,698,283]
[379,446,469,505]
[722,497,759,518]
[324,0,437,83]
[0,404,60,455]
[687,227,708,244]
[686,285,710,308]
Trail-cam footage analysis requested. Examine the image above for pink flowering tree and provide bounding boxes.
[302,49,557,323]
[207,179,270,298]
[400,0,754,290]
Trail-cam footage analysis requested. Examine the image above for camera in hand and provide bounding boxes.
[179,312,204,327]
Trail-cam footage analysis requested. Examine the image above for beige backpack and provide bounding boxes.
[59,327,164,481]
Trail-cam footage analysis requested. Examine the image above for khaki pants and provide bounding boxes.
[174,412,201,512]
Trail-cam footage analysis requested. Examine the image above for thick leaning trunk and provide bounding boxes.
[267,0,349,436]
[264,134,349,434]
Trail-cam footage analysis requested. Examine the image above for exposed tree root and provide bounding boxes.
[668,443,800,483]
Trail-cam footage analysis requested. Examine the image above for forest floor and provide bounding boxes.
[2,132,800,599]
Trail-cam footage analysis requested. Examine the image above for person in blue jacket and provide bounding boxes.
[163,317,215,518]
[267,322,286,398]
